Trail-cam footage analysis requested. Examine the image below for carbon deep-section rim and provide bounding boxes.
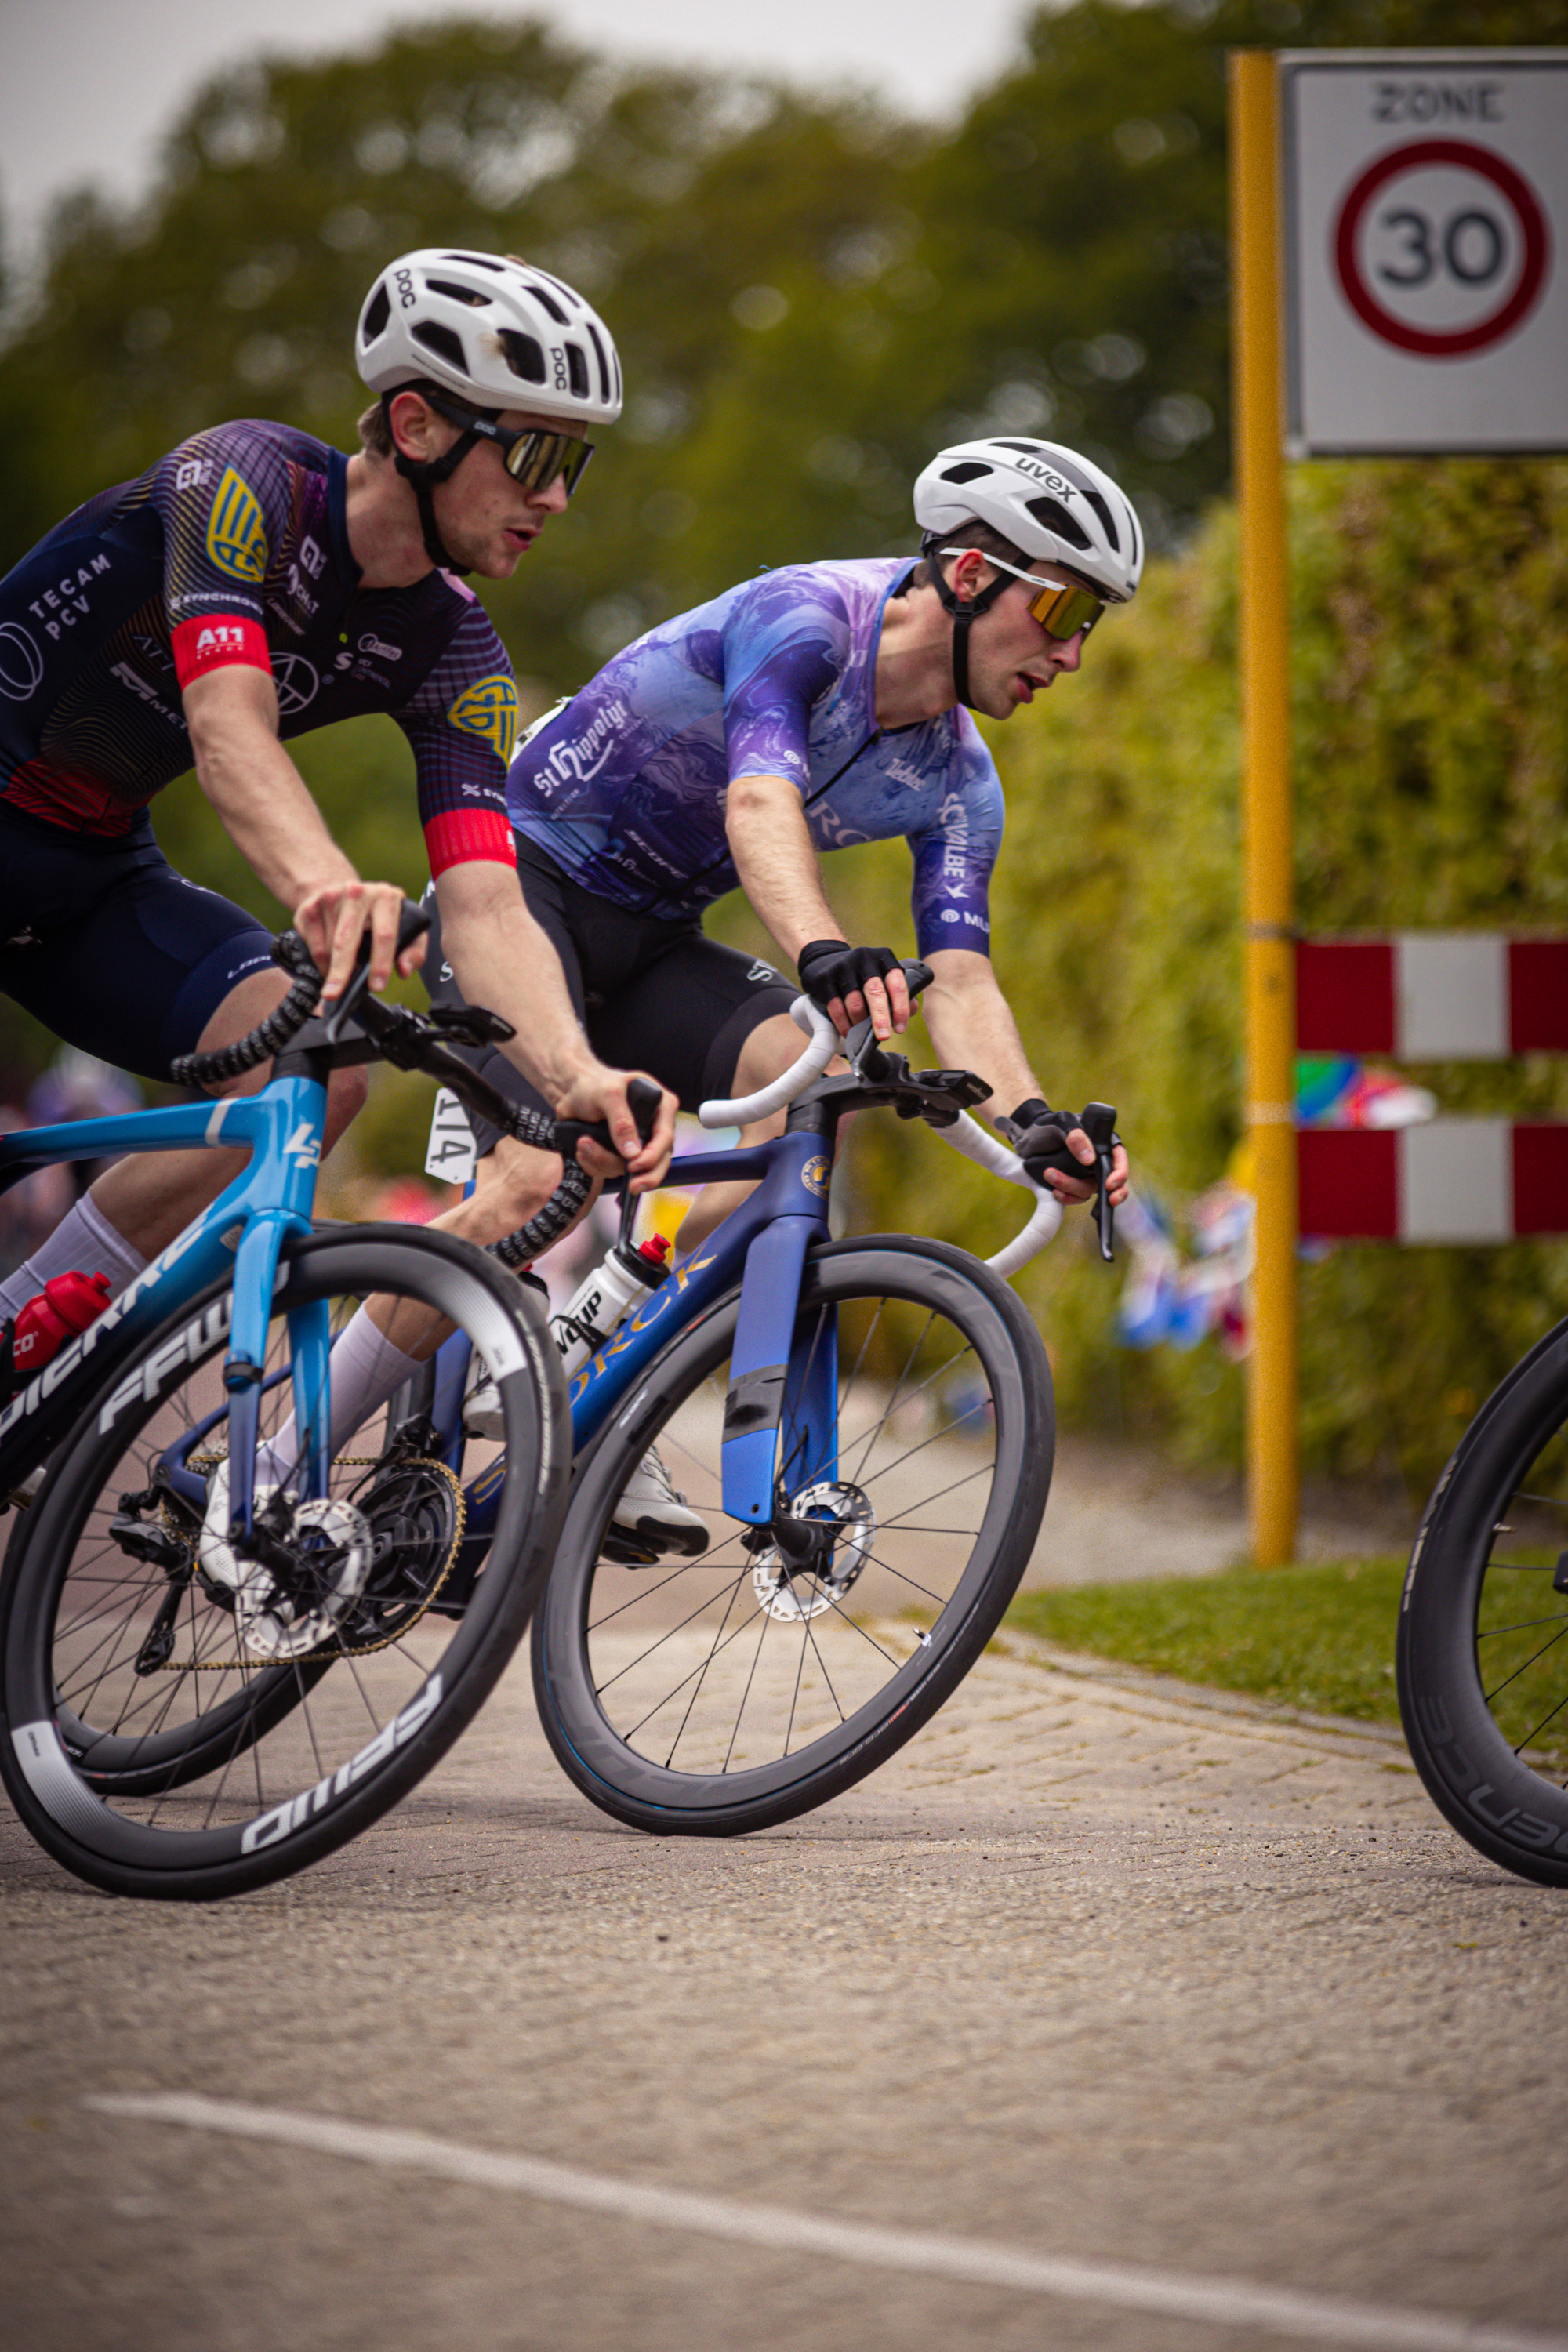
[1398,1314,1568,1886]
[0,1225,567,1900]
[532,1236,1054,1835]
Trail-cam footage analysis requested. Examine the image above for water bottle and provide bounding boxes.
[550,1234,673,1377]
[2,1269,113,1395]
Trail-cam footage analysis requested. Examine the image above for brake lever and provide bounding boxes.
[842,957,935,1078]
[1078,1102,1119,1264]
[324,899,432,1046]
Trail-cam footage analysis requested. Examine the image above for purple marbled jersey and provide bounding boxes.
[507,559,1004,956]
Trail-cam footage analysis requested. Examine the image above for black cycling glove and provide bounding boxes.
[995,1098,1093,1184]
[796,938,904,1011]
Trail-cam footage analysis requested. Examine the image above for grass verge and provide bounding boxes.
[1004,1557,1408,1725]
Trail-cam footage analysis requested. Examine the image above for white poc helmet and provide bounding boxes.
[356,248,622,426]
[913,437,1142,604]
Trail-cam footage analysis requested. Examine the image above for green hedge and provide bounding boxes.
[840,459,1568,1494]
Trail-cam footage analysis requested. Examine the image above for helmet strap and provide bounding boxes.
[383,390,480,576]
[921,533,1007,711]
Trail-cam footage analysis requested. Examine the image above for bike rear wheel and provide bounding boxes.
[1398,1315,1568,1886]
[0,1225,566,1900]
[532,1236,1053,1835]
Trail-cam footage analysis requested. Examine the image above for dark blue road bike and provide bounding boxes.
[418,963,1115,1838]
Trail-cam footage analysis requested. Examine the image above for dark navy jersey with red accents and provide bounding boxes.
[0,419,519,875]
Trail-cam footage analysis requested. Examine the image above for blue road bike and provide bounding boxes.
[414,963,1116,1839]
[0,909,640,1901]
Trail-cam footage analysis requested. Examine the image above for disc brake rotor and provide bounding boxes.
[235,1497,373,1661]
[750,1479,875,1622]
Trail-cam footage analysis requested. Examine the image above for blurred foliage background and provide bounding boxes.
[2,0,1564,1490]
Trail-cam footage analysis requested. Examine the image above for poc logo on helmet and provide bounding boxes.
[551,344,568,390]
[394,268,416,310]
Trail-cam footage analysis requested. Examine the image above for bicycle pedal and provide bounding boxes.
[599,1530,662,1567]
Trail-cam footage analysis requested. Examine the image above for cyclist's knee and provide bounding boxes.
[432,1138,586,1250]
[730,1011,808,1094]
[324,1063,368,1145]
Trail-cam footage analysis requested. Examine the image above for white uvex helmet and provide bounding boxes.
[356,249,622,426]
[913,437,1142,603]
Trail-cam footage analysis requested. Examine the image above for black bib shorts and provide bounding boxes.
[422,833,797,1156]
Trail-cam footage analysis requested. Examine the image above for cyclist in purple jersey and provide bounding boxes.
[430,437,1141,1272]
[0,250,674,1353]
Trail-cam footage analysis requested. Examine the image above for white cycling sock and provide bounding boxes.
[256,1305,426,1486]
[0,1192,148,1326]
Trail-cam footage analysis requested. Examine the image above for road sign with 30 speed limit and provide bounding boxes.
[1282,51,1567,454]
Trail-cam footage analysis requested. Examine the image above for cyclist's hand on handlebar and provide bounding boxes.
[999,1100,1131,1208]
[554,1065,677,1192]
[296,879,427,1003]
[797,939,911,1041]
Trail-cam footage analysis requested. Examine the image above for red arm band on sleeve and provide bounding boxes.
[171,614,271,688]
[423,808,519,878]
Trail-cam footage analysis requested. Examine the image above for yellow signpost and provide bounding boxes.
[1229,51,1298,1567]
[1229,49,1566,1562]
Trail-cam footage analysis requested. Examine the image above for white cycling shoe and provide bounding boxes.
[463,1368,503,1439]
[608,1447,710,1559]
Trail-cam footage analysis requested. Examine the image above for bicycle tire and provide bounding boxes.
[0,1224,567,1900]
[532,1235,1053,1835]
[1398,1312,1568,1886]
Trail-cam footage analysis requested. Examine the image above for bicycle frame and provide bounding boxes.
[0,1077,332,1539]
[449,1127,837,1557]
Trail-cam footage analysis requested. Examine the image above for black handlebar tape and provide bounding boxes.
[169,953,322,1091]
[493,1077,666,1269]
[492,1160,592,1269]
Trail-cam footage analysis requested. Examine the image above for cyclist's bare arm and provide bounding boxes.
[433,858,676,1189]
[724,772,910,1039]
[181,665,416,1000]
[922,946,1128,1207]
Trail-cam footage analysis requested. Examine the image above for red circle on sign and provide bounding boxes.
[1333,139,1551,357]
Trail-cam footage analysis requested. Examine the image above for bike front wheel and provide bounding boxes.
[1399,1316,1568,1886]
[0,1225,567,1900]
[532,1236,1054,1835]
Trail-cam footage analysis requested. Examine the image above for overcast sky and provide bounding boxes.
[2,0,1036,249]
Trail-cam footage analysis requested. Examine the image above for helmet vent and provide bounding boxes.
[499,329,546,385]
[361,283,391,343]
[990,440,1044,455]
[939,460,993,485]
[428,278,490,309]
[1083,490,1120,554]
[1025,494,1091,551]
[445,252,504,272]
[585,321,611,404]
[565,342,590,399]
[528,281,570,327]
[412,320,468,373]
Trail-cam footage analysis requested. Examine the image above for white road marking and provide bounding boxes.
[84,2092,1566,2352]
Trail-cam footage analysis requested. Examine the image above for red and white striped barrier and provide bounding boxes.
[1299,1121,1568,1241]
[1296,935,1568,1058]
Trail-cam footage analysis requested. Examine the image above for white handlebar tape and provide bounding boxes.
[935,1112,1064,1275]
[697,1007,1065,1279]
[698,995,838,1127]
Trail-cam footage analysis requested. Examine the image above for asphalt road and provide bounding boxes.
[3,1623,1566,2352]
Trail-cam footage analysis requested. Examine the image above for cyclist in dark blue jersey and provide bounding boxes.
[0,249,674,1341]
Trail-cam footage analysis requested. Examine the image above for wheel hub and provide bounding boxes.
[234,1497,374,1661]
[749,1479,875,1621]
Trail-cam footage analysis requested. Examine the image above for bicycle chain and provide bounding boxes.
[155,1453,467,1667]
